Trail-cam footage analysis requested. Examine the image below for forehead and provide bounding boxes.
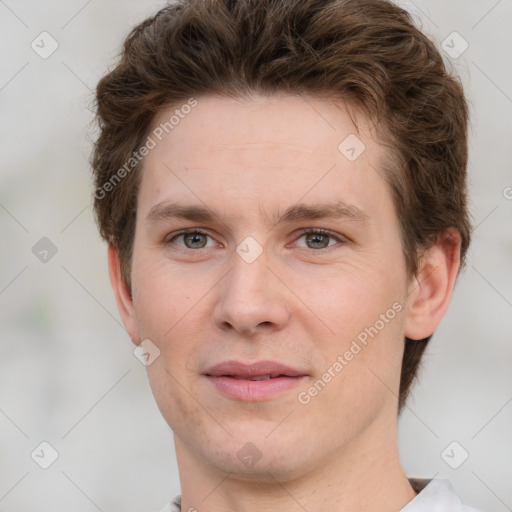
[137,93,392,221]
[148,93,378,158]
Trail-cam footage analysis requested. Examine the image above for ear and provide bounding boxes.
[108,243,141,346]
[404,228,462,340]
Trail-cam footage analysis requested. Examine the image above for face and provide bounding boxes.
[123,94,414,481]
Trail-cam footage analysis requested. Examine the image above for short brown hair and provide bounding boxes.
[92,0,471,411]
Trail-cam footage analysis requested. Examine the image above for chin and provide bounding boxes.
[190,427,318,483]
[207,450,311,484]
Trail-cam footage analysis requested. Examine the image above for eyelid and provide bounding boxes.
[291,228,348,250]
[165,228,220,247]
[294,227,347,242]
[165,228,211,242]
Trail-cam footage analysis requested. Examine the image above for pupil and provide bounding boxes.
[185,233,206,248]
[307,233,328,249]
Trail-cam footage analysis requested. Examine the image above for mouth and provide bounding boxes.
[204,360,308,401]
[228,374,284,380]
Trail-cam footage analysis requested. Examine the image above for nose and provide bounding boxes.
[211,248,291,337]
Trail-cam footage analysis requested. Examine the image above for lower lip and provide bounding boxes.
[206,375,306,401]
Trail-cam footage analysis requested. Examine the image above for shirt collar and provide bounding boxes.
[163,477,477,512]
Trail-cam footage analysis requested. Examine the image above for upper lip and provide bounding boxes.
[204,360,307,378]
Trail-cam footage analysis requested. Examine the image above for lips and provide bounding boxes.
[204,360,306,379]
[204,360,307,401]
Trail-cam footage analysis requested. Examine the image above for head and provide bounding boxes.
[92,0,470,481]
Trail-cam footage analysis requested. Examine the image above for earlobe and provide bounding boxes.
[404,229,462,341]
[107,243,141,346]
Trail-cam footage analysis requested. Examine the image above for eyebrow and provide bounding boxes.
[145,200,370,228]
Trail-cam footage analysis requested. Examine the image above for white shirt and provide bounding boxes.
[159,477,481,512]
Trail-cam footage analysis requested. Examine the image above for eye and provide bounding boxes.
[294,229,345,250]
[165,228,346,253]
[167,230,217,250]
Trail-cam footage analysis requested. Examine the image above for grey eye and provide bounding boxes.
[183,233,208,248]
[305,232,331,249]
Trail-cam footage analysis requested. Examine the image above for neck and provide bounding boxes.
[175,417,417,512]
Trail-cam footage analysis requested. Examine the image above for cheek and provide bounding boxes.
[304,258,403,339]
[131,251,194,338]
[130,255,209,426]
[130,252,212,379]
[299,258,407,400]
[297,304,406,442]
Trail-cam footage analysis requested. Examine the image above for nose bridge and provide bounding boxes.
[213,243,290,334]
[229,247,269,298]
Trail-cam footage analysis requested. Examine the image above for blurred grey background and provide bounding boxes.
[0,1,511,510]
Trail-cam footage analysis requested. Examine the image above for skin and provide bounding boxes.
[109,93,461,512]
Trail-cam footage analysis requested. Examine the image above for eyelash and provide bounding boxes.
[165,228,346,253]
